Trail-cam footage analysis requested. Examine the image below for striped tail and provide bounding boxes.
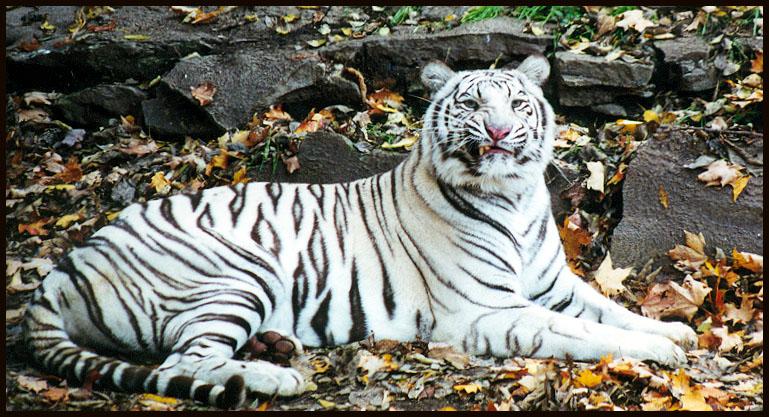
[23,287,245,408]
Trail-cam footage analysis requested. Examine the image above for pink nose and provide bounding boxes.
[485,125,511,142]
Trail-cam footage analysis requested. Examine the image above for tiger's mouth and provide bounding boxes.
[478,145,512,157]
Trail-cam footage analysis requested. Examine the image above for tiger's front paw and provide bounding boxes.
[634,335,688,367]
[657,322,698,351]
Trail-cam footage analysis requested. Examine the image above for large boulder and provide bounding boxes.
[611,129,763,268]
[144,51,363,139]
[554,51,655,115]
[55,84,147,127]
[321,17,550,91]
[654,37,717,92]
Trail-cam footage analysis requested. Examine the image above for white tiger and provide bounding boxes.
[23,55,697,408]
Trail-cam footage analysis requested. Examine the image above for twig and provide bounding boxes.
[721,137,763,166]
[656,124,764,138]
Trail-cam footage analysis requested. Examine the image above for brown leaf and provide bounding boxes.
[43,387,70,403]
[640,275,711,321]
[231,166,249,185]
[558,214,592,265]
[668,231,707,270]
[282,155,300,175]
[23,91,53,106]
[18,218,51,236]
[594,12,616,38]
[723,296,754,324]
[697,159,743,187]
[263,104,293,123]
[19,37,41,52]
[190,81,217,106]
[658,184,669,208]
[750,50,763,73]
[118,138,159,156]
[615,9,656,33]
[17,108,50,123]
[710,326,744,353]
[367,88,404,112]
[55,156,83,183]
[16,375,49,393]
[205,150,229,176]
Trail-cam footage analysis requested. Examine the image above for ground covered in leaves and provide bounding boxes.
[5,5,764,411]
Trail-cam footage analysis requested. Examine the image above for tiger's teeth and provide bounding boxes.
[479,146,490,156]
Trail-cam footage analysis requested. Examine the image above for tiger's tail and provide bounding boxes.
[22,278,246,408]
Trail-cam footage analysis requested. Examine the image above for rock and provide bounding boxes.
[546,159,582,219]
[141,87,223,139]
[5,6,219,92]
[554,52,655,108]
[654,37,717,92]
[556,52,654,89]
[420,6,469,21]
[55,84,147,127]
[250,132,406,184]
[321,17,550,91]
[149,51,363,138]
[610,129,763,268]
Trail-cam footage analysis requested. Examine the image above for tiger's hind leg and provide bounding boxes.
[159,324,305,399]
[243,330,304,364]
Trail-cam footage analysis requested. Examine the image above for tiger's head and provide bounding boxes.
[419,55,555,193]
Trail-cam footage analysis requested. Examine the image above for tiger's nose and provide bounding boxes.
[485,124,511,143]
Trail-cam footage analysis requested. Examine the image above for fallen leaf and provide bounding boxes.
[231,166,249,185]
[55,156,83,183]
[43,387,69,403]
[750,50,763,73]
[593,252,633,296]
[711,327,744,353]
[367,89,404,112]
[18,219,50,236]
[731,175,749,202]
[723,297,754,324]
[17,108,50,123]
[306,39,326,48]
[23,91,53,106]
[453,382,483,394]
[55,213,83,228]
[574,369,603,388]
[732,249,763,273]
[616,9,656,33]
[669,369,712,411]
[658,184,669,208]
[640,275,711,321]
[282,155,300,174]
[118,138,159,156]
[124,34,151,41]
[149,171,171,194]
[263,104,293,124]
[16,376,48,393]
[585,161,605,193]
[190,81,216,106]
[381,135,418,150]
[558,215,592,271]
[668,231,707,270]
[205,150,229,176]
[19,37,41,52]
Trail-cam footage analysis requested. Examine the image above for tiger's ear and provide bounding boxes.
[421,61,455,93]
[516,55,550,86]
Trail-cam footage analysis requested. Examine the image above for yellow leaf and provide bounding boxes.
[453,382,482,394]
[732,248,763,273]
[615,119,643,133]
[55,213,82,228]
[317,399,336,409]
[124,34,151,41]
[232,166,249,185]
[731,175,749,202]
[283,14,299,23]
[306,39,326,48]
[381,135,418,150]
[658,184,669,208]
[205,151,229,176]
[575,369,603,388]
[244,14,258,22]
[138,393,178,405]
[643,109,659,123]
[106,211,122,222]
[149,171,171,193]
[341,27,352,36]
[438,406,458,411]
[46,184,76,191]
[40,20,56,31]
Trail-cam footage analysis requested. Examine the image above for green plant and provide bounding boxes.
[609,6,637,16]
[390,6,419,25]
[512,6,583,26]
[461,6,505,23]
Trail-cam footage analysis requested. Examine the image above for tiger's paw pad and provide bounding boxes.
[244,331,302,363]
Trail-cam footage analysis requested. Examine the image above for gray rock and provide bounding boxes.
[151,51,363,138]
[6,6,219,92]
[420,6,469,21]
[141,87,223,139]
[55,84,147,127]
[555,52,654,89]
[654,37,717,92]
[321,17,550,91]
[592,103,628,117]
[250,132,406,184]
[611,129,763,268]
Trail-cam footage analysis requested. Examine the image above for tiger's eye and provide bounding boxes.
[461,100,479,111]
[511,99,525,109]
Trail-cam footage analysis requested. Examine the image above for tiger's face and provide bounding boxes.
[420,56,555,193]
